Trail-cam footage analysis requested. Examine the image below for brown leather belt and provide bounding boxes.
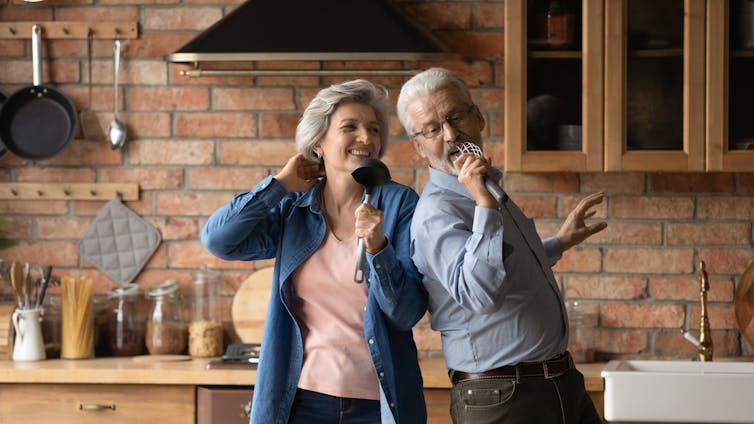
[449,352,574,384]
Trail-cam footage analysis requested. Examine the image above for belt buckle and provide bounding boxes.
[543,361,553,379]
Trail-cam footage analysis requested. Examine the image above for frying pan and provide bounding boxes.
[0,25,77,160]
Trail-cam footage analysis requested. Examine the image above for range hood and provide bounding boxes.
[166,0,457,77]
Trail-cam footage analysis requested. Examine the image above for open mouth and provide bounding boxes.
[348,148,372,159]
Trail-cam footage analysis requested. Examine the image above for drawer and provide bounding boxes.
[197,385,253,424]
[0,383,194,424]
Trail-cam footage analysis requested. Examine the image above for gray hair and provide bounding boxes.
[296,79,390,162]
[396,67,473,137]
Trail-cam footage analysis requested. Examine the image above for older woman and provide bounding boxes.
[201,79,427,424]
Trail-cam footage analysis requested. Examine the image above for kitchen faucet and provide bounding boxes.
[680,260,714,361]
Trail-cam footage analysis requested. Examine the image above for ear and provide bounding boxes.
[472,104,486,132]
[312,144,322,158]
[412,138,428,159]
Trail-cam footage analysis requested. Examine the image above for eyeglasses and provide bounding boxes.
[413,104,475,140]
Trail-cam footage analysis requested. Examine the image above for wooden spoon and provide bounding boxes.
[9,261,24,308]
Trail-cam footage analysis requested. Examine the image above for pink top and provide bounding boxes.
[291,230,380,400]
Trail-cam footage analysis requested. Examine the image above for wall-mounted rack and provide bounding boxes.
[0,183,139,201]
[0,22,138,39]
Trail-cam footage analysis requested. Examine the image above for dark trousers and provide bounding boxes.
[288,388,381,424]
[449,368,602,424]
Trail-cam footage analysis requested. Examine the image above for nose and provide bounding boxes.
[441,121,459,143]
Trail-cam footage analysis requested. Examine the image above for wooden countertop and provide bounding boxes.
[0,356,606,391]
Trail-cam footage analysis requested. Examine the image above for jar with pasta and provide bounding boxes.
[145,280,187,355]
[188,269,223,357]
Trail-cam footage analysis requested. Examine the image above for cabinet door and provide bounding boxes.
[0,383,194,424]
[504,0,604,172]
[706,0,754,171]
[604,0,706,171]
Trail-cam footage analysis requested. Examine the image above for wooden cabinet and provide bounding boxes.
[504,0,754,172]
[0,384,194,424]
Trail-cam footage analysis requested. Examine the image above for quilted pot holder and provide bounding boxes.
[79,195,161,285]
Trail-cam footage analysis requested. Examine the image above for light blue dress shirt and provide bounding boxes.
[202,176,427,424]
[410,167,569,373]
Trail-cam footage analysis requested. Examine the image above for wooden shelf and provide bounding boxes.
[0,22,138,40]
[529,50,582,59]
[0,183,139,201]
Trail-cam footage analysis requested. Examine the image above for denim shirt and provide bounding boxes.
[201,176,427,424]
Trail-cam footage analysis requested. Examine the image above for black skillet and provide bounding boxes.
[0,91,6,159]
[0,24,77,160]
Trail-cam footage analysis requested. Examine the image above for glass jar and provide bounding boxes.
[188,269,223,357]
[41,293,61,359]
[566,300,598,363]
[145,280,187,355]
[104,284,147,356]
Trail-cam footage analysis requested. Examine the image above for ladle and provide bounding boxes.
[351,159,391,283]
[107,39,126,149]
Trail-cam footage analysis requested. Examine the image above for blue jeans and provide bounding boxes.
[288,388,381,424]
[449,368,602,424]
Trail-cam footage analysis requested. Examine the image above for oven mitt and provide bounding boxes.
[79,195,161,286]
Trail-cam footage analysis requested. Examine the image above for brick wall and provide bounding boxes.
[1,0,752,360]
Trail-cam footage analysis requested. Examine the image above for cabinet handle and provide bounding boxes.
[79,403,117,411]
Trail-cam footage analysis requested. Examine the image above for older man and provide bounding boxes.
[398,67,606,424]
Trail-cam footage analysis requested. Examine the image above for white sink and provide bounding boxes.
[602,360,754,423]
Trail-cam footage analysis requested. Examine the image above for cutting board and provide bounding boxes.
[231,267,274,344]
[734,260,754,349]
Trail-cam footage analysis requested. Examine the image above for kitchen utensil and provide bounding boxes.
[0,91,7,159]
[11,307,45,361]
[350,158,391,283]
[35,265,52,309]
[231,267,274,344]
[106,39,126,150]
[734,259,754,349]
[0,25,78,160]
[79,31,104,141]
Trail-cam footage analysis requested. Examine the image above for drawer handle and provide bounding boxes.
[79,403,117,411]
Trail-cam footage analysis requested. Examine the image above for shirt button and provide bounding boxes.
[368,338,374,345]
[375,264,381,269]
[389,402,395,408]
[363,306,367,311]
[379,372,384,378]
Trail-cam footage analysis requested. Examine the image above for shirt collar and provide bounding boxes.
[427,167,472,199]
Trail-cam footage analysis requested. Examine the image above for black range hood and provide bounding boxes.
[166,0,457,76]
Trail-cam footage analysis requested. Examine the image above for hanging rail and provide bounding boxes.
[0,183,139,201]
[0,22,138,39]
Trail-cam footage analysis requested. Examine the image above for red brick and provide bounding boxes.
[476,3,505,28]
[169,241,251,269]
[219,140,298,166]
[126,33,196,58]
[142,7,223,31]
[697,248,754,274]
[101,168,184,190]
[0,6,52,21]
[589,222,661,245]
[148,217,199,241]
[667,223,750,245]
[552,247,602,272]
[654,330,740,358]
[698,196,754,220]
[0,241,79,267]
[58,6,139,21]
[595,329,649,355]
[650,173,735,192]
[260,114,300,138]
[442,32,504,59]
[605,248,694,274]
[558,194,608,219]
[0,217,32,239]
[601,303,685,328]
[739,173,754,192]
[187,167,270,191]
[566,275,648,300]
[382,140,423,167]
[389,169,416,188]
[15,167,96,183]
[128,87,209,111]
[0,200,68,215]
[215,88,295,111]
[175,113,257,138]
[504,173,579,193]
[127,140,214,165]
[37,218,92,239]
[156,192,238,216]
[508,195,557,218]
[688,304,738,330]
[650,276,733,302]
[611,195,694,219]
[581,173,646,194]
[0,40,24,58]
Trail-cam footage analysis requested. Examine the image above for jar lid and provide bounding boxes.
[147,280,179,297]
[108,283,141,298]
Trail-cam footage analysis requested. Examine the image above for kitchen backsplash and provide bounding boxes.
[0,0,753,361]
